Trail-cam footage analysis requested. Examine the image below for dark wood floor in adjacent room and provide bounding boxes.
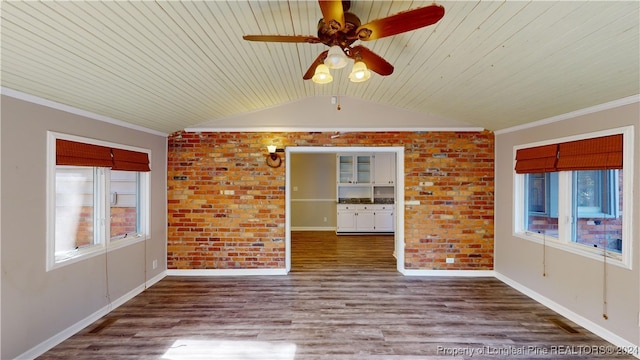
[38,231,635,359]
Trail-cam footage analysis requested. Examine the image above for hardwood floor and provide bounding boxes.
[38,231,635,359]
[291,231,397,272]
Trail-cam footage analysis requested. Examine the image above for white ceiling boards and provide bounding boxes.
[2,1,638,134]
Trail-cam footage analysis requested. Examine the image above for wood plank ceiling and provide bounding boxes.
[1,1,638,134]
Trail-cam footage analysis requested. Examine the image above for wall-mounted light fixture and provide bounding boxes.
[266,145,283,168]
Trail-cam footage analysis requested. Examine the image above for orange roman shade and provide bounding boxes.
[56,139,113,167]
[556,134,623,171]
[515,134,623,174]
[56,139,150,172]
[514,144,558,174]
[112,148,151,172]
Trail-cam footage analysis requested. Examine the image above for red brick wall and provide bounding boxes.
[110,207,138,238]
[167,131,495,270]
[526,216,622,251]
[74,206,94,247]
[69,206,137,247]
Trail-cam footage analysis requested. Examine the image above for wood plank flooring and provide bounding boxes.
[38,232,636,359]
[291,231,397,272]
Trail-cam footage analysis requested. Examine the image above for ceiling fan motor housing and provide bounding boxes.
[317,12,361,49]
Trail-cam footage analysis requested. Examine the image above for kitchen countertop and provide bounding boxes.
[338,198,395,204]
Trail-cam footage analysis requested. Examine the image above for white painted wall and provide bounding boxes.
[0,95,167,359]
[494,100,639,348]
[187,96,481,132]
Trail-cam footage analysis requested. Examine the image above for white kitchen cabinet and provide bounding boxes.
[337,205,358,232]
[337,154,372,184]
[373,153,395,185]
[337,204,393,233]
[356,205,375,230]
[337,204,374,232]
[336,152,395,234]
[373,205,394,232]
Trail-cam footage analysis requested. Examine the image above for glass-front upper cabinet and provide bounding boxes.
[338,155,354,183]
[337,155,371,184]
[356,155,371,184]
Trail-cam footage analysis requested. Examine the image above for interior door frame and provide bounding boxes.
[285,146,405,274]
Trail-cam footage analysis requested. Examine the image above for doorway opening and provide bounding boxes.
[285,146,405,273]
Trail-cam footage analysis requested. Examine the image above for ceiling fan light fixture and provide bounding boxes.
[324,46,349,69]
[312,64,333,84]
[349,61,371,82]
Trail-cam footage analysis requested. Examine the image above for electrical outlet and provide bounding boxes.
[152,259,158,269]
[446,258,454,264]
[323,217,327,222]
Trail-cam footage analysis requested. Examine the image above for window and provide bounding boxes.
[109,170,142,240]
[47,132,150,270]
[523,172,558,237]
[515,127,633,268]
[573,169,622,253]
[574,170,619,218]
[54,167,98,261]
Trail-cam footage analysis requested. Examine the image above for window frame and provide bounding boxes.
[513,126,634,269]
[46,132,150,271]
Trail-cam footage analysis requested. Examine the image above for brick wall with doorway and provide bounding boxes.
[167,131,494,270]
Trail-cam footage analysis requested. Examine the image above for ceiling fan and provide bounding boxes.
[243,1,445,83]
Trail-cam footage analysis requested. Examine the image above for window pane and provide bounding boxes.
[110,170,139,239]
[55,167,95,257]
[576,170,601,210]
[574,170,622,253]
[528,173,547,213]
[525,173,558,237]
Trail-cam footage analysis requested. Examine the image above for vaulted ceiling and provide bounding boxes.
[2,1,638,135]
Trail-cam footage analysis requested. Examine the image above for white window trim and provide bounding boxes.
[512,126,634,269]
[46,131,151,271]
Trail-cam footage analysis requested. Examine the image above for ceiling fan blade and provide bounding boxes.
[350,45,393,76]
[303,50,329,80]
[243,35,322,44]
[355,4,444,41]
[318,0,346,32]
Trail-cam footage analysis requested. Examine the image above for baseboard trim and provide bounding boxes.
[495,272,640,359]
[402,269,496,277]
[166,268,288,276]
[291,226,336,231]
[16,277,158,360]
[146,271,167,289]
